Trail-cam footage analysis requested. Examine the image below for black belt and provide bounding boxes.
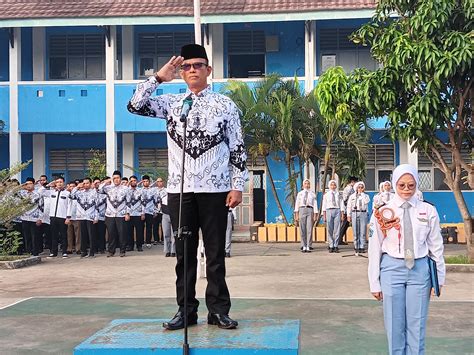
[382,253,427,260]
[352,210,367,212]
[300,206,313,209]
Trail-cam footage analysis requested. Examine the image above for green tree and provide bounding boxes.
[87,149,107,179]
[314,66,369,199]
[353,0,474,260]
[223,75,291,224]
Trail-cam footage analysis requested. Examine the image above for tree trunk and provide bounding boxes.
[264,155,289,225]
[451,186,474,262]
[315,149,331,227]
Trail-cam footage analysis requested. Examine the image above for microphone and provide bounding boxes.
[180,94,193,122]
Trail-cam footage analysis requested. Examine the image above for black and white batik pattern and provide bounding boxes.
[96,192,107,221]
[126,188,145,216]
[141,187,160,215]
[128,76,248,193]
[98,184,129,218]
[69,188,99,221]
[19,190,43,222]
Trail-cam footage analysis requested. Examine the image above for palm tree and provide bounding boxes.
[222,75,291,224]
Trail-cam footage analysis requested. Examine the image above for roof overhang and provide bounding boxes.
[0,9,375,28]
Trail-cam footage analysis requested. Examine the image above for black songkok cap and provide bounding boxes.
[180,44,208,61]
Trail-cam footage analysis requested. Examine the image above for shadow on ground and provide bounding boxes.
[0,298,472,354]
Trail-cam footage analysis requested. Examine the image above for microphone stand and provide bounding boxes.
[175,97,193,355]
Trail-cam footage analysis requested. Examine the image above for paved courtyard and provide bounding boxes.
[1,243,473,354]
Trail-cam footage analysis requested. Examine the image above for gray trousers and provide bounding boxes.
[326,209,341,248]
[351,211,368,250]
[298,207,314,248]
[162,213,175,254]
[225,211,233,254]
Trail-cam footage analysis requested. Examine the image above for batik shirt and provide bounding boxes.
[126,187,145,217]
[19,190,43,222]
[98,183,129,218]
[141,187,160,215]
[68,188,99,221]
[155,187,169,214]
[128,76,248,193]
[96,192,107,221]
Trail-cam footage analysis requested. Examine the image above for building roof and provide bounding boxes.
[0,0,376,20]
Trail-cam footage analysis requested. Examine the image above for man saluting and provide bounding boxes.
[128,44,248,330]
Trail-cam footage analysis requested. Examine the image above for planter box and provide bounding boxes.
[0,256,41,269]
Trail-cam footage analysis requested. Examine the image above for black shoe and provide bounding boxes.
[98,250,105,254]
[207,313,238,329]
[165,252,171,257]
[309,247,314,250]
[163,311,198,330]
[126,247,133,252]
[171,253,176,257]
[107,252,114,257]
[340,241,348,245]
[76,251,81,255]
[300,246,304,251]
[120,252,126,257]
[301,249,306,253]
[80,253,88,258]
[306,248,311,253]
[329,248,334,253]
[360,249,366,253]
[334,247,340,253]
[137,247,143,252]
[225,252,231,258]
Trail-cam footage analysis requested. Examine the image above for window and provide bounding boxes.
[49,149,121,181]
[418,147,472,191]
[365,144,396,191]
[137,32,194,78]
[318,28,378,74]
[49,34,105,80]
[228,30,266,78]
[138,148,168,177]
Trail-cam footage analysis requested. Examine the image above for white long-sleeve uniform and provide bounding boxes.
[368,195,445,293]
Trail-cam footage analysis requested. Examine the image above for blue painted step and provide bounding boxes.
[74,319,299,354]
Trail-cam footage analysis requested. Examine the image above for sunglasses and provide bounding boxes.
[397,182,416,190]
[180,62,208,71]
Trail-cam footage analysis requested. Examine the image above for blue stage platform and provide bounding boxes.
[74,319,300,354]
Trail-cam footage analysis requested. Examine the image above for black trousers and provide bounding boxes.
[338,215,350,244]
[105,217,126,254]
[153,213,162,242]
[80,220,96,256]
[168,192,230,315]
[129,216,145,248]
[39,223,51,251]
[144,214,154,244]
[50,217,68,256]
[95,220,106,252]
[22,221,40,256]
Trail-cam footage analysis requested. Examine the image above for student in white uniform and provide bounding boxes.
[346,181,370,253]
[294,179,318,253]
[322,179,345,253]
[368,164,445,355]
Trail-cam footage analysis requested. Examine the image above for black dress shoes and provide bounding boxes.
[163,311,198,330]
[207,313,238,329]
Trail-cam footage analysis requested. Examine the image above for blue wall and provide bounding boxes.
[115,83,187,132]
[21,134,33,180]
[224,21,305,78]
[21,28,33,81]
[18,84,106,132]
[0,29,9,81]
[0,85,8,131]
[0,134,8,169]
